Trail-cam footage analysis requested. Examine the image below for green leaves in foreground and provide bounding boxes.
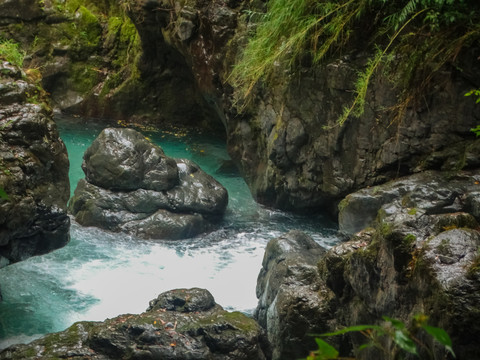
[465,89,480,136]
[306,315,455,360]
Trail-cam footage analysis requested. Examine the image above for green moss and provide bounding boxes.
[466,249,480,279]
[220,311,260,333]
[68,5,102,59]
[403,234,416,245]
[338,196,350,213]
[407,208,417,216]
[181,311,259,334]
[69,62,100,94]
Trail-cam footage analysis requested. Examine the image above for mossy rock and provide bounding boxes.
[0,288,269,360]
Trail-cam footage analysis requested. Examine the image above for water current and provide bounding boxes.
[0,115,339,349]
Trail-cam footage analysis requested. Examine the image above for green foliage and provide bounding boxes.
[231,0,480,123]
[307,314,455,359]
[465,89,480,136]
[0,187,8,200]
[0,38,25,67]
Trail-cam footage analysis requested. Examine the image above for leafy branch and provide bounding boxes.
[465,89,480,136]
[307,315,455,360]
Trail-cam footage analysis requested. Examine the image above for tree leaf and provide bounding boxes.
[422,325,456,358]
[383,316,405,330]
[320,324,383,337]
[313,338,339,359]
[358,342,376,351]
[393,330,418,356]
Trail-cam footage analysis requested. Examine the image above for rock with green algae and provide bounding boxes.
[252,172,480,359]
[0,288,270,360]
[338,170,480,234]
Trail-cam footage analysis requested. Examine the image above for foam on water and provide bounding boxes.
[0,116,339,349]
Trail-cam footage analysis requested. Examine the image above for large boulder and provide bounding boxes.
[0,61,70,268]
[82,127,179,191]
[291,170,480,359]
[69,127,228,240]
[254,230,333,360]
[252,171,480,359]
[0,288,271,360]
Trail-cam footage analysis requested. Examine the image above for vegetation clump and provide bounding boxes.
[0,38,25,67]
[231,0,480,125]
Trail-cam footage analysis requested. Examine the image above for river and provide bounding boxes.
[0,115,339,349]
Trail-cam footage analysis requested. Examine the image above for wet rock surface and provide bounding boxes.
[252,171,480,359]
[0,61,70,269]
[318,171,480,359]
[338,170,480,234]
[69,127,228,240]
[0,288,270,360]
[254,230,333,360]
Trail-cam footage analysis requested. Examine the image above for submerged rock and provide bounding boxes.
[0,62,70,270]
[69,127,228,240]
[0,288,270,360]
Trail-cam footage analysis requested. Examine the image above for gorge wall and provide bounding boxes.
[5,0,478,213]
[0,61,70,296]
[125,0,480,213]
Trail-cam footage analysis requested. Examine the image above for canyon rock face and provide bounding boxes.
[255,171,480,359]
[124,0,480,213]
[0,288,271,360]
[0,62,70,276]
[69,127,228,240]
[5,0,479,213]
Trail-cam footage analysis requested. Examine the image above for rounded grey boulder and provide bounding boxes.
[69,127,228,240]
[82,127,179,191]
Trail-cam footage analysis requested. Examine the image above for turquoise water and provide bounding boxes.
[0,115,339,349]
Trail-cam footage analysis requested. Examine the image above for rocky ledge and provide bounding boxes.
[254,170,480,359]
[0,288,270,360]
[68,127,228,239]
[0,62,70,269]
